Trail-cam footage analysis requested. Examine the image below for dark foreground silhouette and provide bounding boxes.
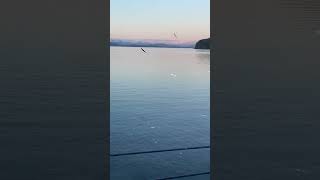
[195,38,210,49]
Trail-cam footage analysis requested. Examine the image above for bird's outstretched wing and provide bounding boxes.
[173,32,178,39]
[141,48,147,53]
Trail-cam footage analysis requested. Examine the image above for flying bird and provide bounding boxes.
[141,48,147,53]
[173,32,178,39]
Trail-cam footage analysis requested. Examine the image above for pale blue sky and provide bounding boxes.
[110,0,210,42]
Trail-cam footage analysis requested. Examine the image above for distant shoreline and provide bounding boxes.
[110,38,211,49]
[110,39,195,49]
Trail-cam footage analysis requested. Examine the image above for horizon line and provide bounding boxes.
[110,37,209,43]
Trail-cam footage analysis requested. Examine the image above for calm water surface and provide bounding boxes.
[110,47,210,179]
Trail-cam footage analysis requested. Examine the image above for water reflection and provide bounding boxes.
[110,46,210,179]
[195,50,210,65]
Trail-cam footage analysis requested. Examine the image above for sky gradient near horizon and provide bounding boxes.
[110,0,210,42]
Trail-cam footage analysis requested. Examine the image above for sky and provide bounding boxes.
[110,0,210,42]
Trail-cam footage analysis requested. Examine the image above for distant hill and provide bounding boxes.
[195,38,210,49]
[110,39,195,48]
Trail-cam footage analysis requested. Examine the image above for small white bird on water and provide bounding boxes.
[170,73,177,77]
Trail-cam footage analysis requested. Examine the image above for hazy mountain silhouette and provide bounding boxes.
[110,39,195,48]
